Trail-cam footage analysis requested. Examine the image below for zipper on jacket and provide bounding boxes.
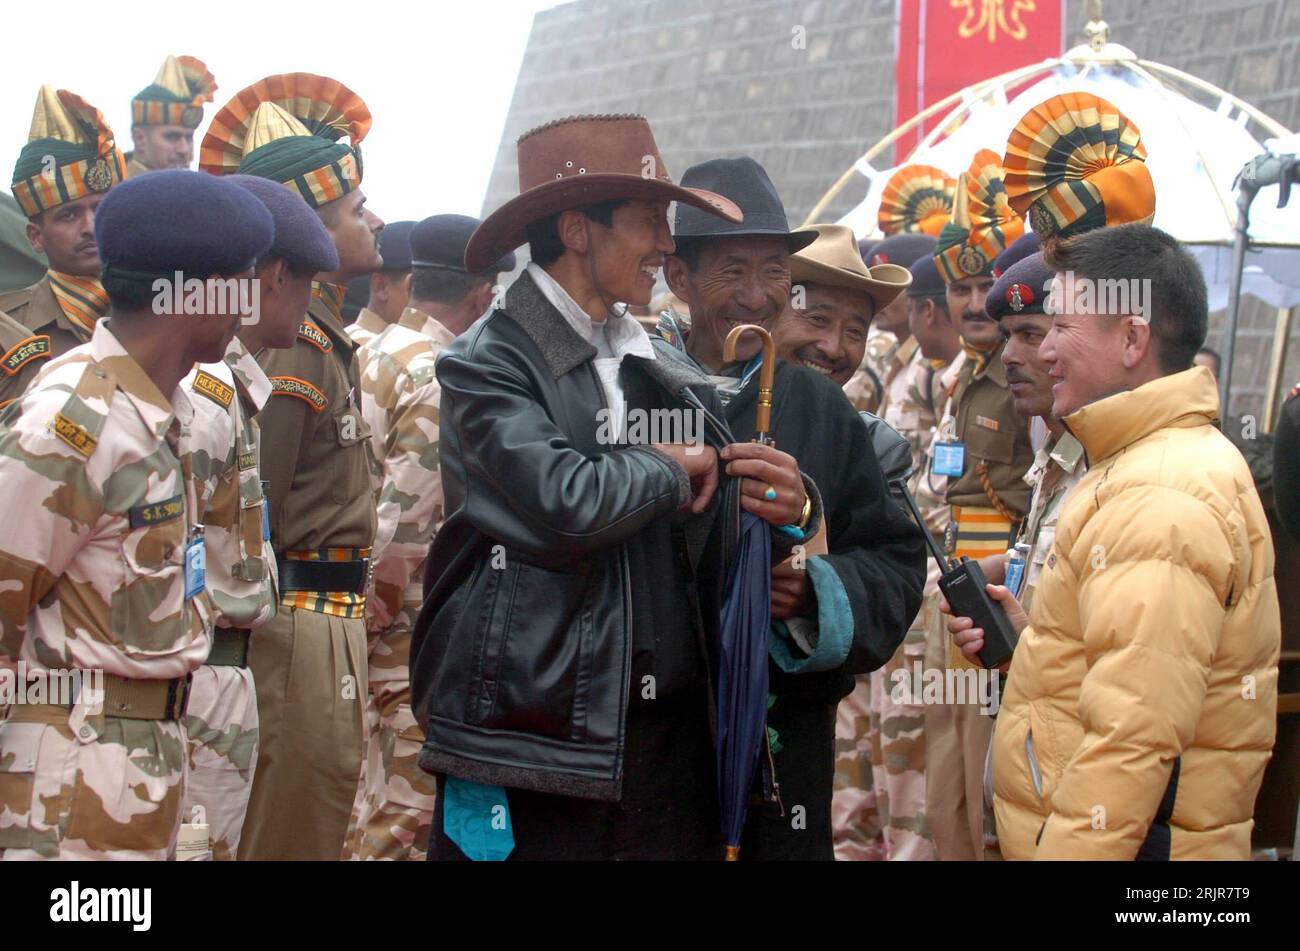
[587,360,635,785]
[1025,732,1044,798]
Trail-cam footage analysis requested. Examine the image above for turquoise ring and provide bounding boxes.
[764,486,778,501]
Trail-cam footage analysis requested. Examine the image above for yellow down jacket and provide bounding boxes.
[992,367,1280,859]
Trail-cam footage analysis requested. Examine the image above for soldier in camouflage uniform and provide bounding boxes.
[201,73,384,860]
[178,175,339,861]
[0,88,129,409]
[347,216,512,860]
[345,220,416,348]
[827,232,945,860]
[0,170,273,859]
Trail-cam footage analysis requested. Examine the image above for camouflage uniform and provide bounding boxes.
[178,338,277,861]
[346,306,448,860]
[0,322,210,859]
[833,338,945,860]
[345,306,388,349]
[841,328,896,414]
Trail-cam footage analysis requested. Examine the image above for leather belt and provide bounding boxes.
[1,672,191,722]
[276,556,370,595]
[207,627,251,667]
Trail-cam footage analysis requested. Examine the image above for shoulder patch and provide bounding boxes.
[52,411,97,457]
[193,370,235,408]
[1,334,51,376]
[297,319,333,353]
[269,375,327,413]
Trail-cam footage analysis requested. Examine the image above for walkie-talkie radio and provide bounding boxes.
[893,479,1020,669]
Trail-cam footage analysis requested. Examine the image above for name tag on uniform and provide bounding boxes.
[932,441,965,477]
[184,528,206,600]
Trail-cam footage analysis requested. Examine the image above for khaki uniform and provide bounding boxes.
[124,155,151,178]
[925,341,1033,861]
[178,338,277,861]
[0,277,94,410]
[238,283,380,861]
[834,339,944,860]
[344,306,448,861]
[345,307,388,349]
[0,322,210,859]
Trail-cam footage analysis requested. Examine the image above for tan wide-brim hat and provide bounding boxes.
[465,114,742,273]
[789,224,912,310]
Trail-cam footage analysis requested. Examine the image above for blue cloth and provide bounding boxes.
[226,174,339,274]
[442,776,515,861]
[96,170,274,281]
[769,555,854,673]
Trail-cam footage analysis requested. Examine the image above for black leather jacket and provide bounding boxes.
[410,272,731,802]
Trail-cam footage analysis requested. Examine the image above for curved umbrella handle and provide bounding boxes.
[723,324,776,444]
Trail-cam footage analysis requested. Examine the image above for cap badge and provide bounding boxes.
[1008,283,1033,312]
[84,158,114,192]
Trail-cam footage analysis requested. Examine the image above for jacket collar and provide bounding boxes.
[1064,366,1219,464]
[92,321,192,438]
[504,270,715,399]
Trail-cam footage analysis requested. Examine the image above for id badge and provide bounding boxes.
[184,527,206,600]
[932,441,966,478]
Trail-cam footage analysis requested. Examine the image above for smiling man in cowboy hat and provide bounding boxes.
[663,161,926,861]
[408,113,801,861]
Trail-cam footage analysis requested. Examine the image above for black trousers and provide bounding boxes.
[739,698,837,861]
[428,695,721,861]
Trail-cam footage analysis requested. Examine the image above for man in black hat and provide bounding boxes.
[662,156,926,860]
[347,214,513,861]
[347,220,418,347]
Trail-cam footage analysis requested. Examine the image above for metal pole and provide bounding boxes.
[1220,186,1255,420]
[1263,306,1295,433]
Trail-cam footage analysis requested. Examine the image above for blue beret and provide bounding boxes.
[869,232,936,269]
[412,214,514,275]
[906,254,946,298]
[992,231,1041,278]
[987,251,1054,323]
[225,174,339,275]
[377,220,417,272]
[97,170,273,282]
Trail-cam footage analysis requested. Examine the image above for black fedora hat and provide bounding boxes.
[673,157,816,253]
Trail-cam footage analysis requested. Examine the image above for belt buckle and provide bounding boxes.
[167,674,193,721]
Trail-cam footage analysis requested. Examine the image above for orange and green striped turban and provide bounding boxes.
[878,164,957,237]
[934,149,1025,283]
[200,73,370,209]
[1003,92,1155,240]
[131,55,217,129]
[11,87,126,218]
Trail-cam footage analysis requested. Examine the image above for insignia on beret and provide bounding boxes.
[1,335,52,375]
[1029,202,1057,238]
[52,412,97,457]
[270,375,327,412]
[193,370,235,407]
[84,158,115,193]
[1008,283,1034,313]
[957,246,986,276]
[297,319,333,353]
[872,252,889,265]
[129,494,184,529]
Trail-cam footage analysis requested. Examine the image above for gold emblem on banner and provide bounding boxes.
[952,0,1035,43]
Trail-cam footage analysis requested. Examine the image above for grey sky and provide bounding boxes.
[0,0,561,224]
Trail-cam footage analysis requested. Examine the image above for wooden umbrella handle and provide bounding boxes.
[723,324,776,443]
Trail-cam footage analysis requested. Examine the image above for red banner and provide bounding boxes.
[895,0,1066,160]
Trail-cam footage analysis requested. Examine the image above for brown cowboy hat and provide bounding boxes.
[789,224,912,311]
[464,114,742,273]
